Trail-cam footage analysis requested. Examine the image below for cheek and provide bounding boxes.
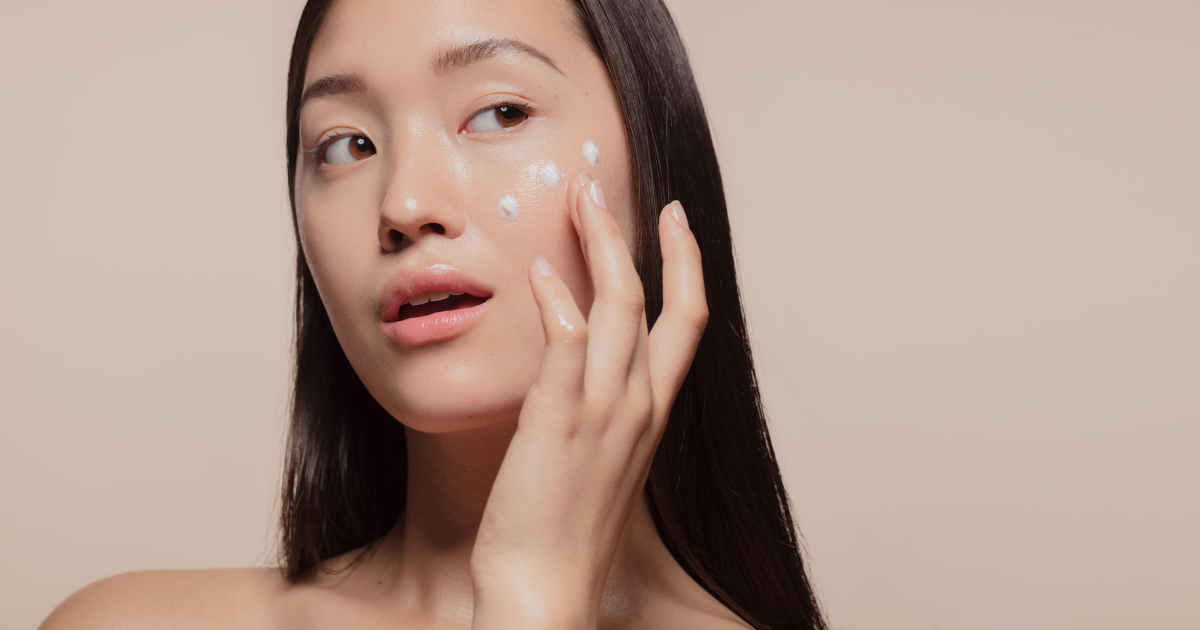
[460,134,569,236]
[468,128,631,310]
[458,139,595,303]
[287,108,632,428]
[294,183,381,348]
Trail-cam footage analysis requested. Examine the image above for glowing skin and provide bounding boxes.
[497,195,519,219]
[30,0,734,628]
[295,0,634,440]
[539,160,564,187]
[34,0,735,626]
[582,139,600,167]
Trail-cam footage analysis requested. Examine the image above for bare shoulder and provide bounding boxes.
[642,599,756,630]
[39,567,288,630]
[653,608,755,630]
[625,569,755,630]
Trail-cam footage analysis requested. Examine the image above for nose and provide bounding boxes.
[377,142,465,252]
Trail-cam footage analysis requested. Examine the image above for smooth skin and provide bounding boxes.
[40,0,743,628]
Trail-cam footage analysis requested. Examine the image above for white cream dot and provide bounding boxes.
[582,140,600,167]
[539,160,563,188]
[497,195,519,220]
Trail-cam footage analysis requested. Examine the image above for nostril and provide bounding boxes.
[426,223,446,235]
[387,229,405,249]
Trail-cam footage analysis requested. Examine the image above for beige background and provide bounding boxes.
[2,1,1197,628]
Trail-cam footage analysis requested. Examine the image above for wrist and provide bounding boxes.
[471,571,598,630]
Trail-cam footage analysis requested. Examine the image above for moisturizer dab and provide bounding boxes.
[582,139,600,168]
[539,160,565,188]
[497,195,519,220]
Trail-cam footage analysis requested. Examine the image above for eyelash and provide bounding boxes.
[463,98,536,133]
[305,98,536,163]
[307,130,353,161]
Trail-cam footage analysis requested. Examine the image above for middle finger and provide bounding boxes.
[567,173,646,391]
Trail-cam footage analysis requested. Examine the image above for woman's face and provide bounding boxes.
[295,0,632,433]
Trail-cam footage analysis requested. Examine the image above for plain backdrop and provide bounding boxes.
[2,1,1197,628]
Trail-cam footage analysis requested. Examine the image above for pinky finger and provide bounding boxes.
[528,255,588,397]
[648,202,708,404]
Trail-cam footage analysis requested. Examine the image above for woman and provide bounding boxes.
[41,0,824,628]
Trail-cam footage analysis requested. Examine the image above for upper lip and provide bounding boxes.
[380,263,492,323]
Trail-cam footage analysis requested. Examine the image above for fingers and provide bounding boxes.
[648,201,708,408]
[528,255,588,398]
[557,178,704,440]
[565,173,647,389]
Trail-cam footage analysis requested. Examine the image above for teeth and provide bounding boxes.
[406,290,462,306]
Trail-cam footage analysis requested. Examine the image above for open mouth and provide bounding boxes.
[397,290,489,321]
[380,266,493,346]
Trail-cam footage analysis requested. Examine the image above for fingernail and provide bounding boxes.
[576,172,593,186]
[670,200,690,231]
[534,255,555,277]
[589,180,607,209]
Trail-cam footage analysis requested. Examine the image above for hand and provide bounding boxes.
[469,173,708,629]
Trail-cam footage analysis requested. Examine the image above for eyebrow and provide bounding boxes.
[298,72,367,112]
[298,38,562,113]
[432,37,563,75]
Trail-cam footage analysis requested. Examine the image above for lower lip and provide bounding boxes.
[383,299,490,346]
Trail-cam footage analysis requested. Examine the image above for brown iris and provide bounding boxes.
[347,136,375,159]
[495,106,525,128]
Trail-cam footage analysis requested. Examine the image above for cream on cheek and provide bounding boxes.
[497,195,520,219]
[538,160,564,188]
[582,139,600,168]
[496,140,604,221]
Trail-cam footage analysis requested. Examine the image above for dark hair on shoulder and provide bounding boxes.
[282,1,825,628]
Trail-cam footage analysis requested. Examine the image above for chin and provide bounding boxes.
[367,354,538,434]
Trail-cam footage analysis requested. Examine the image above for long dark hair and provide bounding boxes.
[281,1,824,628]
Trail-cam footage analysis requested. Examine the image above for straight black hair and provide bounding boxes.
[281,1,825,628]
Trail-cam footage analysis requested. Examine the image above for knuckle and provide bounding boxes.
[628,408,654,439]
[623,392,654,433]
[584,395,620,427]
[612,286,646,313]
[687,303,710,332]
[556,322,588,349]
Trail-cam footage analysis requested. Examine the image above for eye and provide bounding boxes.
[465,104,528,133]
[323,135,376,165]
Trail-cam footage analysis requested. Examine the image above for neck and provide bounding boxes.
[352,419,674,623]
[403,420,514,553]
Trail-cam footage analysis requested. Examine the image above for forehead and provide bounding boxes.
[306,0,585,85]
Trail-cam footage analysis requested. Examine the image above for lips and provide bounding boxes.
[381,265,492,346]
[396,290,487,321]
